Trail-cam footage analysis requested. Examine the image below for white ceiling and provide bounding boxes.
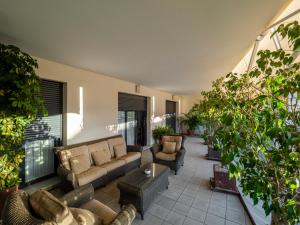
[0,0,289,95]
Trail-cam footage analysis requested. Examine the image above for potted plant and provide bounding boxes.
[152,125,173,143]
[181,112,200,136]
[0,43,46,213]
[200,21,300,224]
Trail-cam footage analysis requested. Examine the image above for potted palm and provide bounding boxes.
[0,43,46,214]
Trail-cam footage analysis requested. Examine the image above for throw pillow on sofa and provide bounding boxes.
[69,154,91,175]
[29,189,75,224]
[162,142,176,154]
[91,149,111,166]
[114,143,127,158]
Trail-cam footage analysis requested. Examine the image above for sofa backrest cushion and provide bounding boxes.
[88,141,111,165]
[58,145,90,170]
[69,154,91,175]
[162,141,176,154]
[107,137,126,158]
[114,143,127,158]
[29,189,75,224]
[91,150,111,166]
[162,136,183,152]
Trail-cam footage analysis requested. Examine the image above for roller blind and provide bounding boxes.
[24,79,63,183]
[118,92,147,112]
[25,80,63,145]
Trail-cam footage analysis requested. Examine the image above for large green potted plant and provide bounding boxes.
[181,111,201,136]
[152,125,174,143]
[0,43,46,211]
[201,22,300,225]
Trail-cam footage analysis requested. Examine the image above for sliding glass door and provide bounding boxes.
[118,93,147,146]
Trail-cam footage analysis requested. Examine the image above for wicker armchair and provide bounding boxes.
[151,135,186,175]
[1,184,136,225]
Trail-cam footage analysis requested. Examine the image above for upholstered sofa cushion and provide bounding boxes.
[29,189,75,224]
[88,141,111,165]
[114,143,127,158]
[100,159,125,172]
[70,154,91,175]
[76,166,107,186]
[162,136,182,152]
[80,199,117,225]
[70,207,101,225]
[91,149,112,166]
[108,137,126,158]
[162,142,176,154]
[58,145,90,170]
[120,152,141,164]
[156,152,176,161]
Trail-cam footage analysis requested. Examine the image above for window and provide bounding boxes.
[23,79,64,184]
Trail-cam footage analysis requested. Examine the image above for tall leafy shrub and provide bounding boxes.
[0,43,46,190]
[196,22,300,224]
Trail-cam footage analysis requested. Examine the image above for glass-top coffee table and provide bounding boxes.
[117,163,170,219]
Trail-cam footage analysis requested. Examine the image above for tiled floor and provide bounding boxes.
[94,137,253,225]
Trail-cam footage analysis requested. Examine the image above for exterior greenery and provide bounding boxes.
[0,43,46,190]
[192,22,300,224]
[152,125,173,143]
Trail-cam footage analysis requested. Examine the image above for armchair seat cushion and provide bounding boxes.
[80,199,117,225]
[70,207,101,225]
[120,152,141,164]
[156,152,176,161]
[100,159,125,172]
[77,166,107,186]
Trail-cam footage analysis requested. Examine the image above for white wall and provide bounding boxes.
[232,0,300,74]
[36,57,182,145]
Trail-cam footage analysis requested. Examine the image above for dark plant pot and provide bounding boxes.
[207,147,221,161]
[207,135,213,145]
[0,186,17,218]
[210,164,238,194]
[187,129,194,136]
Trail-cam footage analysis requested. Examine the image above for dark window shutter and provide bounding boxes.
[118,93,147,111]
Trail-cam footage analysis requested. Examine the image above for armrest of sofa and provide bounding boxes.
[127,145,143,152]
[110,204,136,225]
[175,147,186,161]
[57,165,77,190]
[60,184,94,208]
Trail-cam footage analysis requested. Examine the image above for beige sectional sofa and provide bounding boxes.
[56,135,142,190]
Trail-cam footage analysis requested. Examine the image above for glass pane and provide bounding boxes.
[126,111,136,145]
[118,111,126,138]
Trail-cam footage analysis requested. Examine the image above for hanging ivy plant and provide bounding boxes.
[0,43,46,190]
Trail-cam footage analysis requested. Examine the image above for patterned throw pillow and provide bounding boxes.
[162,141,176,154]
[29,190,75,224]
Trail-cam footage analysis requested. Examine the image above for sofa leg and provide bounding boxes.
[175,171,177,175]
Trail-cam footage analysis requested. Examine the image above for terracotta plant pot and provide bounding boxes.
[0,186,17,218]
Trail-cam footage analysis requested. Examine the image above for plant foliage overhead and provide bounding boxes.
[192,21,300,225]
[0,43,46,190]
